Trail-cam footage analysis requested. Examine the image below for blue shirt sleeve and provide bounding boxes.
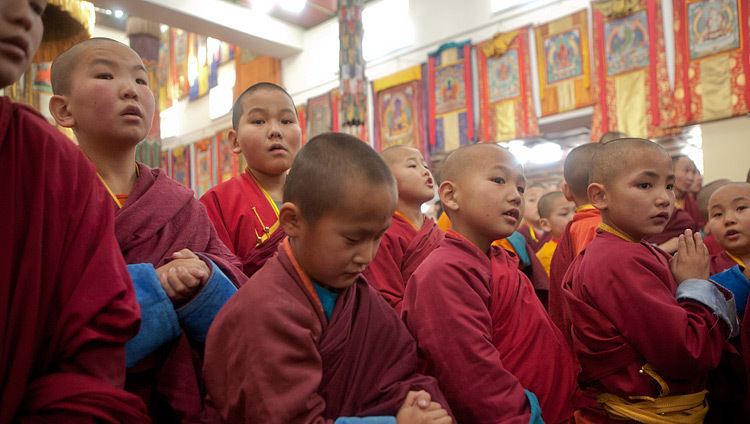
[711,265,750,320]
[334,418,396,424]
[176,256,237,343]
[125,263,182,368]
[525,390,545,424]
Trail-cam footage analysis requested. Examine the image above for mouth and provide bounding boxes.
[503,208,520,221]
[652,211,669,221]
[426,177,434,188]
[121,106,142,118]
[726,229,740,238]
[269,143,287,153]
[0,36,29,59]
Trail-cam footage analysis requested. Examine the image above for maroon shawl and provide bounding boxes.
[518,223,552,252]
[117,163,244,423]
[0,97,148,423]
[363,214,444,314]
[204,242,449,423]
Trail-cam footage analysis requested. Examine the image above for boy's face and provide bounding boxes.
[388,147,435,206]
[674,156,698,194]
[61,41,155,146]
[290,181,396,289]
[231,89,301,176]
[523,186,545,226]
[0,0,46,88]
[542,197,576,239]
[596,149,675,241]
[708,184,750,256]
[451,147,525,243]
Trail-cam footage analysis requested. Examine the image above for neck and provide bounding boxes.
[396,201,424,230]
[527,221,544,234]
[600,216,640,242]
[78,139,138,195]
[675,188,686,201]
[449,220,492,256]
[249,168,286,203]
[730,249,750,267]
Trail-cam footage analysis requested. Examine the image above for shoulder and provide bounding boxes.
[412,238,489,287]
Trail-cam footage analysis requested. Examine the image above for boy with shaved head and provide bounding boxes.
[203,132,452,424]
[548,142,602,341]
[403,143,578,424]
[200,82,302,277]
[362,145,443,314]
[1,2,147,421]
[562,138,739,423]
[49,37,245,422]
[534,191,575,276]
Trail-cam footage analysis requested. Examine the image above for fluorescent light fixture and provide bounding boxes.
[114,9,124,18]
[279,0,306,13]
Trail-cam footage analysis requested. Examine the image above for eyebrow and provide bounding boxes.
[90,57,147,73]
[246,107,296,114]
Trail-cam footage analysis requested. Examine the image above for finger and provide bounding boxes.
[684,229,696,254]
[165,268,190,301]
[159,271,177,299]
[173,249,198,259]
[402,390,423,408]
[186,267,207,280]
[676,234,687,259]
[426,402,443,411]
[176,267,201,290]
[415,391,431,409]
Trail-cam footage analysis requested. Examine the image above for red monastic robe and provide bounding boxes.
[549,207,601,344]
[644,207,700,246]
[683,193,706,230]
[562,229,730,422]
[200,171,284,277]
[0,97,148,423]
[704,233,724,256]
[403,230,578,424]
[518,223,552,253]
[362,212,444,314]
[711,250,743,275]
[203,240,450,423]
[118,163,245,423]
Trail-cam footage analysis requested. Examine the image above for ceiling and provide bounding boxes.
[230,0,339,29]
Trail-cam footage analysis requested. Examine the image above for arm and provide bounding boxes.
[403,263,534,424]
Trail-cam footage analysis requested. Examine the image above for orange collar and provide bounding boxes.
[598,222,638,243]
[395,210,421,230]
[282,238,324,313]
[726,251,747,268]
[577,204,597,212]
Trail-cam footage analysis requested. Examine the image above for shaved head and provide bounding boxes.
[564,143,602,200]
[590,138,669,187]
[380,145,421,167]
[697,179,730,219]
[233,82,295,130]
[599,131,627,144]
[441,143,520,184]
[284,132,396,224]
[51,38,127,95]
[709,182,750,208]
[538,191,565,220]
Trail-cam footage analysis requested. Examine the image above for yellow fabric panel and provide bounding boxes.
[557,79,576,112]
[535,240,557,276]
[441,48,459,66]
[495,101,517,142]
[372,65,422,92]
[548,15,573,35]
[615,70,647,138]
[442,113,460,152]
[700,54,732,120]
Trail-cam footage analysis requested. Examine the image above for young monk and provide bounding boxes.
[362,145,443,314]
[548,142,602,341]
[535,191,575,276]
[518,183,551,252]
[200,82,301,277]
[0,2,148,421]
[697,179,730,255]
[49,38,245,422]
[562,138,739,423]
[403,143,578,424]
[203,132,452,424]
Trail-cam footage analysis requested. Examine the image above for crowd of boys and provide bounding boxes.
[3,4,750,422]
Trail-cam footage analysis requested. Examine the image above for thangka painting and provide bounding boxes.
[476,27,539,142]
[171,28,189,99]
[307,92,333,139]
[195,137,215,197]
[217,128,239,183]
[296,105,307,146]
[135,137,162,169]
[171,145,191,189]
[32,62,52,93]
[590,0,676,142]
[428,41,474,154]
[189,35,211,100]
[672,0,749,124]
[158,32,172,112]
[161,149,171,175]
[372,65,425,153]
[534,10,595,116]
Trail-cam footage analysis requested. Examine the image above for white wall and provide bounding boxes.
[701,115,750,183]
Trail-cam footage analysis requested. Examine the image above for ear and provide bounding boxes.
[279,202,303,238]
[561,182,575,202]
[229,129,242,154]
[438,180,459,213]
[539,217,552,233]
[587,183,607,211]
[48,95,76,128]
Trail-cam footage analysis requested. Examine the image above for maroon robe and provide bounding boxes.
[549,208,601,346]
[0,97,148,423]
[362,213,444,314]
[518,223,552,252]
[203,240,449,423]
[200,171,284,277]
[403,230,578,424]
[644,208,700,246]
[118,163,245,423]
[562,229,730,422]
[704,233,724,256]
[711,250,742,275]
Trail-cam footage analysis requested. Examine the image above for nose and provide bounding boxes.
[6,0,35,31]
[723,210,737,226]
[509,187,522,206]
[656,186,672,207]
[268,120,282,138]
[353,239,379,267]
[121,80,139,100]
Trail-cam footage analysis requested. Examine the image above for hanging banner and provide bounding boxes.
[476,27,539,142]
[372,65,425,154]
[535,10,595,117]
[296,105,307,146]
[590,0,675,141]
[217,128,239,183]
[672,0,750,125]
[195,137,215,197]
[171,28,189,99]
[307,92,334,139]
[171,145,191,189]
[428,40,474,154]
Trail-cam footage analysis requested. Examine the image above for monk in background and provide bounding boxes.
[534,191,575,276]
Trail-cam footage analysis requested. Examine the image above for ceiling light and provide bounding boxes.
[114,9,124,19]
[279,0,306,13]
[252,0,275,13]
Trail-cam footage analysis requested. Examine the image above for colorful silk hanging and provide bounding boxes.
[476,27,539,142]
[296,105,307,146]
[534,10,595,117]
[171,28,189,99]
[216,128,239,183]
[195,137,215,197]
[307,91,334,139]
[338,0,367,127]
[590,0,675,141]
[428,41,474,154]
[372,65,426,154]
[171,145,191,189]
[672,0,750,125]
